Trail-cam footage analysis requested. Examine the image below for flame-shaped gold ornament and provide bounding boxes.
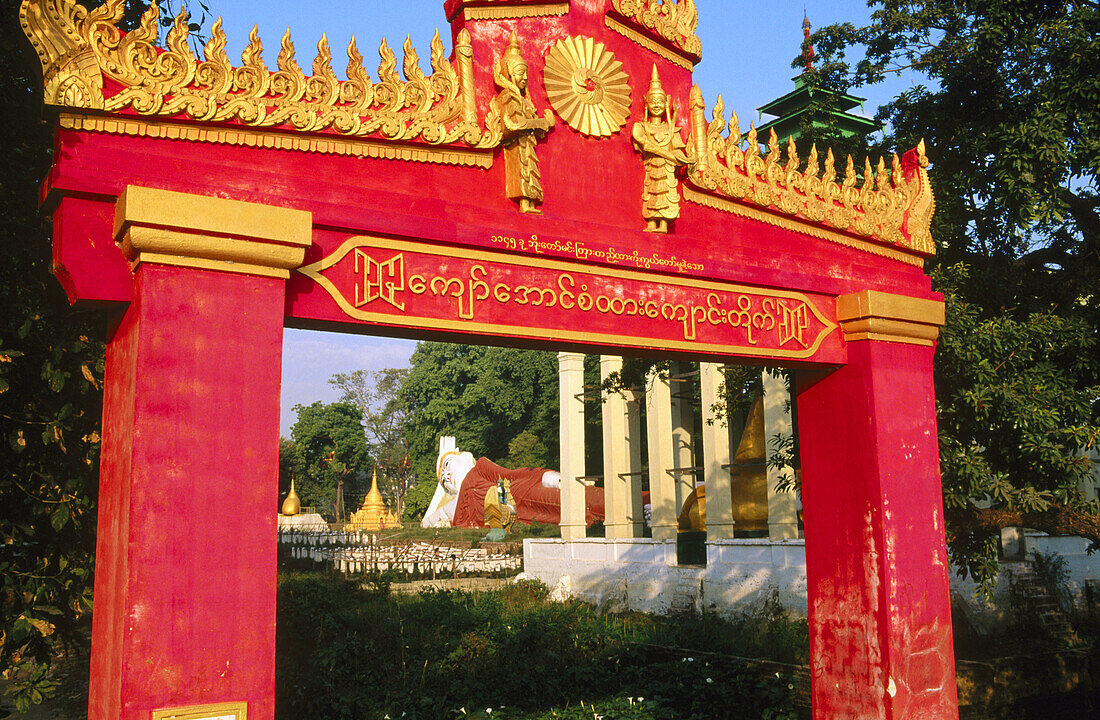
[542,36,631,137]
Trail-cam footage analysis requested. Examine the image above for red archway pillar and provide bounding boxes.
[797,290,958,719]
[88,187,311,720]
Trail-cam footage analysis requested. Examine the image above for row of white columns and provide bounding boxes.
[557,352,799,542]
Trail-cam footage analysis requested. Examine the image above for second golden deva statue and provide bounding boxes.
[488,33,556,214]
[632,66,692,233]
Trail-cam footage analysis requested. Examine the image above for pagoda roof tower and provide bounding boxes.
[756,14,881,144]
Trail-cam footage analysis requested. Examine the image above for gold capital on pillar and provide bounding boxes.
[114,186,313,279]
[837,290,945,346]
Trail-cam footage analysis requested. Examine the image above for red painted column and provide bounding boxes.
[88,187,311,720]
[797,291,958,719]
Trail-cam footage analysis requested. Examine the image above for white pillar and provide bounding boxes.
[599,356,645,538]
[700,363,735,540]
[626,387,646,537]
[670,361,697,509]
[762,371,799,540]
[600,356,630,539]
[646,366,677,541]
[558,352,587,540]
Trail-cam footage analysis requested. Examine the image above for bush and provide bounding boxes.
[275,571,801,720]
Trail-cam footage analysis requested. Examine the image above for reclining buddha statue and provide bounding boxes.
[421,436,605,529]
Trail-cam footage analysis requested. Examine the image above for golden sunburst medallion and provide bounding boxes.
[543,36,631,137]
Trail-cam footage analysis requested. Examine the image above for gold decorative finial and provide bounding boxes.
[802,12,816,72]
[281,479,301,516]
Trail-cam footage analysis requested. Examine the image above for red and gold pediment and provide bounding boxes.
[20,0,934,278]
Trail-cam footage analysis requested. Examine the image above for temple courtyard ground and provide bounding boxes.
[3,567,1098,719]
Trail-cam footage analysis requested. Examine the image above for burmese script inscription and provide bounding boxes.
[488,233,705,273]
[299,236,839,359]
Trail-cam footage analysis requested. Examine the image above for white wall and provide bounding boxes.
[524,538,807,616]
[524,534,1100,617]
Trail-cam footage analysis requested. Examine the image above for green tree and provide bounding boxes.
[1,0,106,708]
[329,368,414,517]
[400,343,559,520]
[505,430,550,469]
[813,0,1100,587]
[1,1,214,707]
[287,402,372,521]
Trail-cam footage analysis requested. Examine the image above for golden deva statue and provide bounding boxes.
[488,33,555,214]
[631,66,692,233]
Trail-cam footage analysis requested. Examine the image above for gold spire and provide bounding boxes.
[348,470,394,531]
[364,470,385,511]
[281,479,301,516]
[647,64,666,102]
[501,31,527,77]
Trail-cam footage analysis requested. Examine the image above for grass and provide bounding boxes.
[276,569,804,720]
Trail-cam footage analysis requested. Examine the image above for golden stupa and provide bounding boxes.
[347,471,401,531]
[280,479,301,516]
[677,394,769,533]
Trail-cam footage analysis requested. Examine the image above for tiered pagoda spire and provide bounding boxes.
[756,14,880,145]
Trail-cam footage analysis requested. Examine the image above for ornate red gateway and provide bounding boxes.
[20,0,957,718]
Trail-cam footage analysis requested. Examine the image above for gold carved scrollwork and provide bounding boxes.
[686,85,936,258]
[609,0,701,60]
[18,0,105,108]
[543,36,631,138]
[19,0,503,153]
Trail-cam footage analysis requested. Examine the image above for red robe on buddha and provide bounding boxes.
[451,457,605,528]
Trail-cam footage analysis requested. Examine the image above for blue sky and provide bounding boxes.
[196,1,912,435]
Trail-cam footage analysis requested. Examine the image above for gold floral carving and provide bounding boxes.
[604,17,693,71]
[19,0,502,154]
[19,0,105,108]
[485,32,555,213]
[543,36,631,138]
[686,85,936,258]
[609,0,701,61]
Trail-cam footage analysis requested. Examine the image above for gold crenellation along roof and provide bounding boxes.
[686,86,935,257]
[19,0,502,148]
